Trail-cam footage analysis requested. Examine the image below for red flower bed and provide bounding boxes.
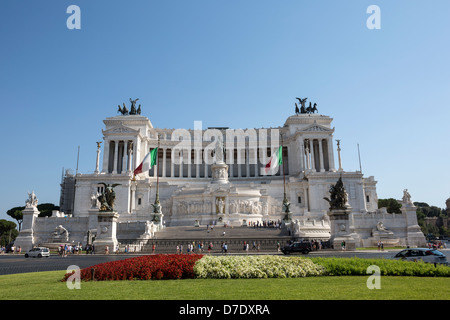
[62,254,204,281]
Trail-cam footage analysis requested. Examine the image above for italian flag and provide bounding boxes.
[264,146,283,175]
[133,148,158,176]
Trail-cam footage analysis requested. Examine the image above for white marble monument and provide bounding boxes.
[21,98,425,250]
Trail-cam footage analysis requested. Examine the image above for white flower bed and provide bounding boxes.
[193,255,326,279]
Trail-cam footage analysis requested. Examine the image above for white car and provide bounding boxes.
[24,247,50,258]
[393,248,448,266]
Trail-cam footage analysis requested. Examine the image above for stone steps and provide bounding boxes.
[137,226,292,253]
[153,225,290,239]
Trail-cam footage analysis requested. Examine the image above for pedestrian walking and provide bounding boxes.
[208,242,213,254]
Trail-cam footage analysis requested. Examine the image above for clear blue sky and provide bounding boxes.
[1,0,449,224]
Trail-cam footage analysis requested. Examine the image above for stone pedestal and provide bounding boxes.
[402,203,426,247]
[14,206,40,252]
[152,211,164,229]
[368,232,400,247]
[282,196,292,223]
[93,211,119,253]
[151,199,164,230]
[211,163,228,184]
[327,208,356,250]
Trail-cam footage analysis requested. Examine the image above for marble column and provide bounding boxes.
[126,141,132,173]
[254,148,259,177]
[162,148,167,177]
[133,139,139,171]
[188,150,192,178]
[123,141,128,174]
[237,149,242,177]
[298,138,304,172]
[246,148,250,177]
[95,143,101,174]
[195,149,200,178]
[171,149,175,177]
[179,151,184,178]
[309,139,315,172]
[113,140,119,174]
[337,140,343,172]
[127,141,132,172]
[319,139,325,172]
[130,182,136,212]
[204,150,209,178]
[305,140,311,171]
[102,139,110,173]
[327,137,336,172]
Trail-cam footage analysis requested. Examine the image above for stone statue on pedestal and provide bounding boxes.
[323,177,348,210]
[26,191,38,208]
[374,221,394,235]
[151,201,162,214]
[97,183,120,212]
[129,98,139,115]
[117,98,142,116]
[52,225,69,242]
[214,136,225,164]
[216,197,225,214]
[402,189,412,205]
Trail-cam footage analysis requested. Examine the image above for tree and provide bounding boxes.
[6,206,24,231]
[0,220,18,246]
[37,203,60,218]
[377,198,402,213]
[414,202,448,238]
[414,202,442,217]
[6,203,60,230]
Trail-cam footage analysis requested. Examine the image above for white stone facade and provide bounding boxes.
[15,111,426,250]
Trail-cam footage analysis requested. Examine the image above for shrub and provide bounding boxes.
[310,257,450,277]
[61,255,450,283]
[193,255,326,279]
[61,254,203,282]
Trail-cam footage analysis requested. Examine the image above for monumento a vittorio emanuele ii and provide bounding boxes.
[14,97,426,252]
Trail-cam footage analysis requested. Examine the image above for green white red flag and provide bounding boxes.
[133,147,158,176]
[264,146,282,175]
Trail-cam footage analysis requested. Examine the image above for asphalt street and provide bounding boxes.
[1,249,448,276]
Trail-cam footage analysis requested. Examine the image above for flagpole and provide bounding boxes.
[281,133,291,222]
[281,135,286,199]
[155,134,160,206]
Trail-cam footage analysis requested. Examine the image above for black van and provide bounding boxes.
[281,241,312,254]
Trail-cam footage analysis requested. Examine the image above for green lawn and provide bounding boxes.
[0,271,449,300]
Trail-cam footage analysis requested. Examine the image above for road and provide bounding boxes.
[0,249,448,276]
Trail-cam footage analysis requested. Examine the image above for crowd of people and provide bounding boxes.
[175,241,210,254]
[0,245,21,254]
[248,220,283,229]
[427,241,447,249]
[57,244,83,257]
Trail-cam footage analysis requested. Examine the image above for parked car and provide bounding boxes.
[393,248,448,266]
[24,247,50,258]
[281,241,312,255]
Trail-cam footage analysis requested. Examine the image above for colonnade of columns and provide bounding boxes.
[103,139,135,174]
[148,147,289,178]
[298,137,335,173]
[103,136,336,176]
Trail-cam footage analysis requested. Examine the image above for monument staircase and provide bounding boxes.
[138,225,293,254]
